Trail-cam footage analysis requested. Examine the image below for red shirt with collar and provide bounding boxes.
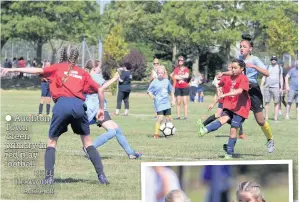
[42,63,100,102]
[218,74,251,119]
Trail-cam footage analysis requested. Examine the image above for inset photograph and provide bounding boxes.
[142,160,292,202]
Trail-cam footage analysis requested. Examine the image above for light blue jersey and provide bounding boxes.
[239,55,267,84]
[85,73,108,122]
[147,78,173,112]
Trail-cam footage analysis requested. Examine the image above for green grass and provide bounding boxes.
[1,90,297,200]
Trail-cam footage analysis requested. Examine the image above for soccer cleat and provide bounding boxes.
[198,126,208,137]
[266,139,275,153]
[128,151,143,159]
[82,147,90,160]
[98,173,110,185]
[154,134,159,139]
[196,119,204,135]
[224,154,233,160]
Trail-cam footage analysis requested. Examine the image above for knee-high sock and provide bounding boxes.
[155,122,160,135]
[46,104,51,115]
[203,114,216,126]
[115,127,134,155]
[261,121,273,141]
[39,104,43,114]
[86,145,104,176]
[206,120,222,133]
[93,129,116,148]
[227,137,237,155]
[45,147,56,177]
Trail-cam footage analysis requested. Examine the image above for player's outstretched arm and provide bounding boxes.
[100,72,120,90]
[220,88,244,98]
[2,67,43,75]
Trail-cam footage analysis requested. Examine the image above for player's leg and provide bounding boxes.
[45,83,51,116]
[39,97,45,115]
[154,112,164,138]
[123,91,130,116]
[115,90,123,115]
[250,86,274,152]
[273,88,280,121]
[93,119,117,148]
[198,110,231,137]
[182,91,189,120]
[263,87,271,121]
[286,89,296,119]
[202,103,223,126]
[175,89,181,119]
[200,91,204,103]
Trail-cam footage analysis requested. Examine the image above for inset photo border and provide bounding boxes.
[141,160,293,202]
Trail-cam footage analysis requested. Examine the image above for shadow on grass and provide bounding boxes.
[218,153,263,159]
[214,135,230,138]
[54,177,90,184]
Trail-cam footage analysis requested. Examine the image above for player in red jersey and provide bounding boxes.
[2,47,109,185]
[197,59,251,159]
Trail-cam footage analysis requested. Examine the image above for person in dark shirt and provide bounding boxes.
[115,62,132,116]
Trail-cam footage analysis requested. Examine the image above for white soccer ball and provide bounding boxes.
[159,122,176,137]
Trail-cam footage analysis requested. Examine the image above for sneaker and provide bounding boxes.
[278,111,282,116]
[196,119,204,135]
[183,117,188,120]
[224,153,233,160]
[154,134,159,139]
[128,151,143,159]
[223,144,228,152]
[266,139,275,153]
[238,134,247,139]
[285,115,290,120]
[174,117,181,120]
[198,127,208,137]
[82,147,90,160]
[42,176,54,185]
[98,173,110,185]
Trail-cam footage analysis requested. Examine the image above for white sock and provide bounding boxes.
[115,109,120,115]
[124,109,129,115]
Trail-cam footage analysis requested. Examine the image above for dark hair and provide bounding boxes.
[241,33,254,47]
[62,47,79,83]
[122,61,132,70]
[59,46,69,63]
[232,59,246,69]
[85,59,101,72]
[101,64,112,80]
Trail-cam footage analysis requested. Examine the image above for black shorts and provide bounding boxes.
[248,84,264,113]
[222,109,245,128]
[157,108,171,116]
[96,111,112,127]
[175,87,190,97]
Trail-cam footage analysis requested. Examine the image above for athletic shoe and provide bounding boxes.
[183,117,188,120]
[196,119,204,135]
[154,134,159,139]
[224,154,233,160]
[223,144,228,152]
[82,147,90,160]
[128,151,143,159]
[285,115,290,120]
[278,110,282,116]
[174,117,181,120]
[98,173,110,185]
[266,139,275,153]
[198,127,208,137]
[42,176,54,185]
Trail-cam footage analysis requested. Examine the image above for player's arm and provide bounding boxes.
[2,67,43,74]
[100,72,120,90]
[220,88,244,98]
[247,58,269,77]
[216,70,233,79]
[147,81,156,100]
[208,94,219,111]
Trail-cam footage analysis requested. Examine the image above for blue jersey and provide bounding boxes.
[85,73,108,122]
[239,55,267,84]
[147,78,173,112]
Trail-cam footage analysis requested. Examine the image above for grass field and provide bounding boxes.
[1,90,298,200]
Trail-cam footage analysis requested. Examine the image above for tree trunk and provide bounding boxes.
[172,43,177,63]
[36,38,43,63]
[192,56,199,76]
[51,49,57,64]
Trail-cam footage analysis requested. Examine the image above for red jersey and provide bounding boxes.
[43,63,100,102]
[218,74,251,119]
[173,67,189,88]
[218,75,231,104]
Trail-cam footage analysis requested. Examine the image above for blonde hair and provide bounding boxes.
[237,181,266,202]
[157,65,166,74]
[165,189,191,202]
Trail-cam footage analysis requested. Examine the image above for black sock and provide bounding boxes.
[39,104,43,114]
[203,114,216,126]
[86,145,104,176]
[46,104,51,115]
[45,147,56,177]
[239,125,243,135]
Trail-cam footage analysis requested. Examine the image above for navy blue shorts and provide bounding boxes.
[218,102,223,109]
[222,109,244,128]
[49,97,90,138]
[41,82,51,97]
